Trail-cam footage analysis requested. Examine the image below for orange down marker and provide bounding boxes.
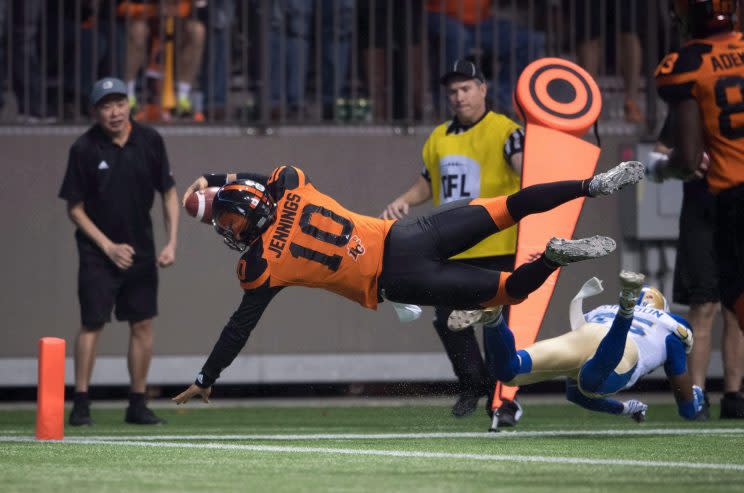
[36,337,65,440]
[492,58,602,410]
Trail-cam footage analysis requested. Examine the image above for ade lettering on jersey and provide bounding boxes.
[710,50,744,71]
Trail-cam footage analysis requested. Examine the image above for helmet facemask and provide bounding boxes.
[213,208,253,252]
[212,181,277,252]
[637,286,669,311]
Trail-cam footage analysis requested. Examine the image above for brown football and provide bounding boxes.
[185,187,220,224]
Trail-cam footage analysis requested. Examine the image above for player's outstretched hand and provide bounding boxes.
[622,399,648,423]
[381,198,409,220]
[172,384,212,405]
[182,176,209,206]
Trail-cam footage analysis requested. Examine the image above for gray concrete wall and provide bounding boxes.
[0,127,659,381]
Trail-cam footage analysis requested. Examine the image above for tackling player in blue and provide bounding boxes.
[480,270,706,430]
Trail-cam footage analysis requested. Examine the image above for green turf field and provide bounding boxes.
[1,400,743,492]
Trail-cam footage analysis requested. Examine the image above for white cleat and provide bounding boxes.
[587,160,645,197]
[619,270,645,290]
[447,306,503,331]
[544,235,616,266]
[618,270,645,314]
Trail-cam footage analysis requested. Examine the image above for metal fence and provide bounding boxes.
[0,0,677,130]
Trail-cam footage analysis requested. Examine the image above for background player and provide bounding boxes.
[652,0,744,417]
[172,160,643,404]
[486,271,706,430]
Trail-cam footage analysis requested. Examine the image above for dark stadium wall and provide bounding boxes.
[0,129,654,383]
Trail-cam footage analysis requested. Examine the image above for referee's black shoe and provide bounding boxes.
[125,404,167,425]
[451,391,482,418]
[68,403,94,426]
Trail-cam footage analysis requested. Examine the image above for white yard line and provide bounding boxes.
[1,436,743,472]
[2,428,743,440]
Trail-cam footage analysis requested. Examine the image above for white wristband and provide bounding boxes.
[645,151,669,183]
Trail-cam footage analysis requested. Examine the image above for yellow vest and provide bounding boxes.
[422,111,521,259]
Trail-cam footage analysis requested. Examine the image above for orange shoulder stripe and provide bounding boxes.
[292,166,307,186]
[270,166,284,183]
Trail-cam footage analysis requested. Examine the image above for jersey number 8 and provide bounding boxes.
[715,76,744,140]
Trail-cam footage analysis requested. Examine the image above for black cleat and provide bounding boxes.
[125,405,167,425]
[451,392,481,418]
[699,391,711,421]
[489,400,523,432]
[68,404,94,426]
[720,393,744,419]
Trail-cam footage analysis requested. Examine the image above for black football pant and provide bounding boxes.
[379,179,589,308]
[432,255,514,397]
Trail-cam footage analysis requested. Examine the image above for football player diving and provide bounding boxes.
[484,271,707,430]
[172,161,644,404]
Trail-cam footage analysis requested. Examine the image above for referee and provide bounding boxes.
[59,77,179,425]
[382,60,524,422]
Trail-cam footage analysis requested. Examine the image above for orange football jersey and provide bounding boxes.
[656,32,744,193]
[236,166,395,309]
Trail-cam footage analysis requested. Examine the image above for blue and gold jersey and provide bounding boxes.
[585,305,690,389]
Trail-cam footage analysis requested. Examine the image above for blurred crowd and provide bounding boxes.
[0,0,666,125]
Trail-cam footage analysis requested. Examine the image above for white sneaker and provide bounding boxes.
[447,306,503,331]
[544,235,616,266]
[587,161,645,197]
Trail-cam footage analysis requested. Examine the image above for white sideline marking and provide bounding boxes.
[2,437,744,472]
[1,428,741,440]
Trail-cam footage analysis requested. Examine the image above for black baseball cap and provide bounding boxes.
[440,59,485,86]
[90,77,127,106]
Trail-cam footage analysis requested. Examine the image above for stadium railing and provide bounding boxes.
[0,0,674,135]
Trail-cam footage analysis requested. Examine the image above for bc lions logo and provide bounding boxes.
[347,235,365,261]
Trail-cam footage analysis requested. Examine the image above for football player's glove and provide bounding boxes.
[645,151,669,183]
[692,385,705,412]
[674,324,694,354]
[679,385,708,420]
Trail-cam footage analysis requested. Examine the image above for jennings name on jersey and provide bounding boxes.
[237,166,394,309]
[584,304,687,389]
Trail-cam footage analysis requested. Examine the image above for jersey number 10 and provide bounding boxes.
[289,204,353,271]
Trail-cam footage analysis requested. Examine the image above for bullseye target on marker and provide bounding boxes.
[514,58,601,137]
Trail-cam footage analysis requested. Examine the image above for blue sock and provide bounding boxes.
[484,316,526,382]
[516,350,532,373]
[579,312,633,392]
